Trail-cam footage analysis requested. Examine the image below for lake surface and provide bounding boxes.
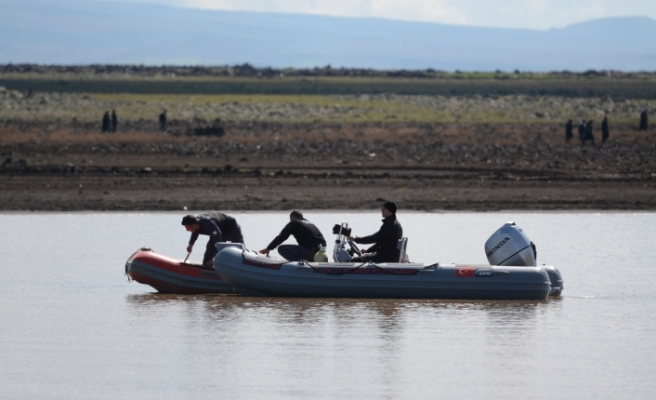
[1,212,655,399]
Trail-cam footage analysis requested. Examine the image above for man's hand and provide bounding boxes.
[259,248,270,256]
[347,236,356,241]
[204,259,213,266]
[186,244,193,253]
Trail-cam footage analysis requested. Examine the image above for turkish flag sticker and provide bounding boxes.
[455,267,475,277]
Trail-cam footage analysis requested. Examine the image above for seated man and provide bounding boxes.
[260,211,326,262]
[348,201,403,263]
[182,212,245,265]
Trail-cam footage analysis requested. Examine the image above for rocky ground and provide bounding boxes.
[1,88,654,126]
[1,88,655,211]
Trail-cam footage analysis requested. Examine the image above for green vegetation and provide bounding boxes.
[2,91,653,125]
[2,66,653,134]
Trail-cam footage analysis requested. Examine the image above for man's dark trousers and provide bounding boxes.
[278,245,317,262]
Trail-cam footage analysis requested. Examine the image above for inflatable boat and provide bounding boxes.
[125,248,235,294]
[213,222,564,300]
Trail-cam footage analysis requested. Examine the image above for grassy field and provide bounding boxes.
[1,91,653,125]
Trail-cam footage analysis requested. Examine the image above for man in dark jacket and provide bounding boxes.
[111,109,117,132]
[159,110,167,131]
[578,120,586,145]
[585,120,595,145]
[565,119,573,143]
[640,107,648,131]
[102,111,110,132]
[601,117,610,143]
[347,201,403,263]
[182,213,245,265]
[260,211,326,261]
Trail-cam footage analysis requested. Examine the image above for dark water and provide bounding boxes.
[1,212,655,399]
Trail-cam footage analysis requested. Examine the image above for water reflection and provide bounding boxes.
[125,294,556,333]
[124,293,560,392]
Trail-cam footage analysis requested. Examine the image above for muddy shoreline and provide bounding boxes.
[3,155,655,211]
[3,129,655,211]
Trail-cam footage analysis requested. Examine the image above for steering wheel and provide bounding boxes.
[347,240,362,257]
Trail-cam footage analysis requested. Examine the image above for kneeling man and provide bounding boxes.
[260,211,326,261]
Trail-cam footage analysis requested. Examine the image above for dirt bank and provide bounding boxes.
[2,143,655,211]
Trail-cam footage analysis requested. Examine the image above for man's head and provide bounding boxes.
[290,210,304,221]
[381,201,397,217]
[181,215,199,232]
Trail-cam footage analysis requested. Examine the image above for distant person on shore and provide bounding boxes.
[601,117,609,143]
[259,211,327,262]
[585,120,595,145]
[102,111,110,133]
[182,213,245,266]
[578,119,586,145]
[639,107,648,131]
[159,110,167,131]
[111,109,117,132]
[565,119,573,143]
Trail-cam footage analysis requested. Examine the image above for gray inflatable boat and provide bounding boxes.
[213,222,564,300]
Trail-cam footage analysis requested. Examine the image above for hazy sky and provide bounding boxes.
[100,0,656,29]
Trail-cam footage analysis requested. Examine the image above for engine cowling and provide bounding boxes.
[485,222,536,266]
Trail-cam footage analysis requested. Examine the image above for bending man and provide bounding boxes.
[182,212,245,265]
[348,201,403,263]
[260,211,326,261]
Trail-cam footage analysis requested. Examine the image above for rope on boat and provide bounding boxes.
[241,249,439,276]
[300,259,439,276]
[368,261,438,275]
[299,259,370,275]
[423,262,440,270]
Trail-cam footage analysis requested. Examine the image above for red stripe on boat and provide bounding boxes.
[131,251,220,279]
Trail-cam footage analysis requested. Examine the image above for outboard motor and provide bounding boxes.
[485,222,537,266]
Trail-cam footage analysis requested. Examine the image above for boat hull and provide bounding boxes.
[126,248,234,294]
[215,247,555,300]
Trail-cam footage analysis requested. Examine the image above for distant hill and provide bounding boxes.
[1,0,655,71]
